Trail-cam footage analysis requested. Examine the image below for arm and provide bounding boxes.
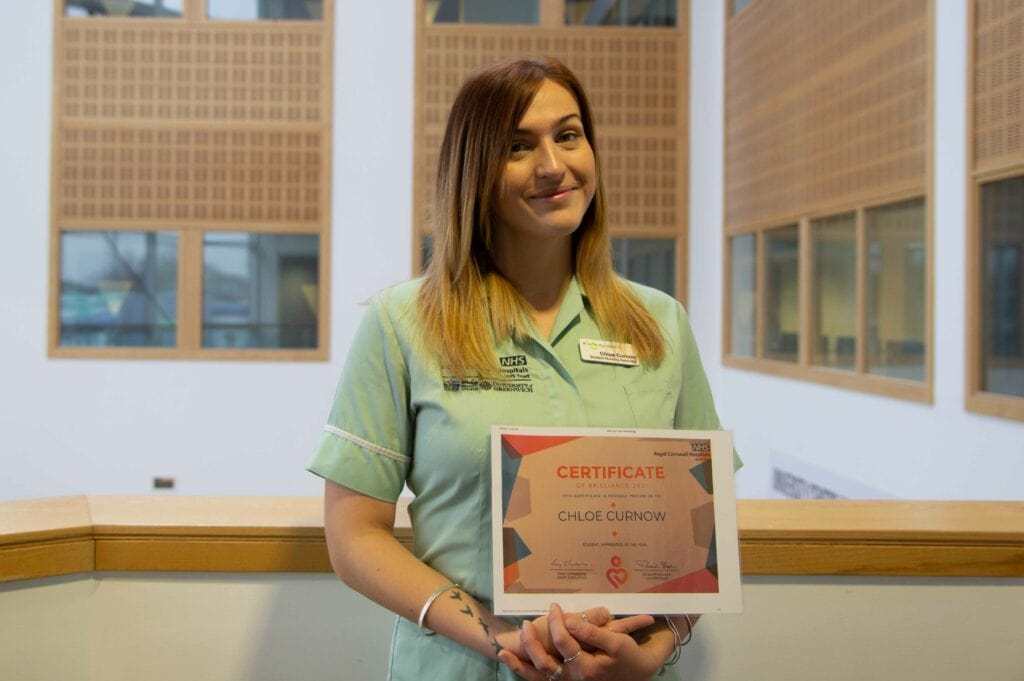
[325,481,653,667]
[324,480,520,659]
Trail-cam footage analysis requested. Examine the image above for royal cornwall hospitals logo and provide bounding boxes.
[442,354,534,393]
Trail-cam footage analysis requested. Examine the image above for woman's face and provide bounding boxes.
[492,79,597,247]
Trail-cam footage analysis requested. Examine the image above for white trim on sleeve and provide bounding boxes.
[323,425,411,464]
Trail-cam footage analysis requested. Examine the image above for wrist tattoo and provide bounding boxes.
[451,591,503,655]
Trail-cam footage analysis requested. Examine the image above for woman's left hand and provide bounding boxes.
[498,603,667,681]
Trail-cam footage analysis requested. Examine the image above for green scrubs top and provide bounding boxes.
[309,277,729,681]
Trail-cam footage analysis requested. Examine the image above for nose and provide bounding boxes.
[534,139,565,178]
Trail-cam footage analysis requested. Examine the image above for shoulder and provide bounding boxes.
[365,278,424,325]
[621,279,688,324]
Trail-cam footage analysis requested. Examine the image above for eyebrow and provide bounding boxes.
[512,113,583,136]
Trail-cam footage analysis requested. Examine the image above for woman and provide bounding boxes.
[309,57,726,680]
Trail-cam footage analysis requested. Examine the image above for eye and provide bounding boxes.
[557,129,582,145]
[510,140,531,156]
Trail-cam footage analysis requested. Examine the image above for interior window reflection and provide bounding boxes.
[203,233,319,349]
[59,231,178,347]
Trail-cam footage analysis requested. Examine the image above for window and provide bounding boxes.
[65,0,183,17]
[565,0,676,26]
[974,175,1024,402]
[208,0,323,20]
[812,213,856,370]
[866,199,926,382]
[60,231,178,347]
[764,225,799,363]
[51,0,334,360]
[611,239,676,297]
[426,0,539,24]
[728,233,756,357]
[725,198,929,402]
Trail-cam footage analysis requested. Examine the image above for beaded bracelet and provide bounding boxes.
[417,582,460,637]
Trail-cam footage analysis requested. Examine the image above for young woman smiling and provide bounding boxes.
[310,58,724,681]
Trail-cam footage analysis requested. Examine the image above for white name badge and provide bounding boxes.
[579,339,639,366]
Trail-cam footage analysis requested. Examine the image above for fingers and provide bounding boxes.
[605,613,655,635]
[565,611,626,656]
[519,620,565,680]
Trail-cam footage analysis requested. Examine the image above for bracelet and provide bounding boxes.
[417,582,459,637]
[659,614,693,675]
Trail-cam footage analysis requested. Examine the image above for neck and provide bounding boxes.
[492,235,573,313]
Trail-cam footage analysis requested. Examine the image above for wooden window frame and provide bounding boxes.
[723,191,934,404]
[48,0,334,361]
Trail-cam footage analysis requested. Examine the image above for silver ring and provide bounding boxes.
[548,663,563,681]
[563,649,583,664]
[580,612,590,623]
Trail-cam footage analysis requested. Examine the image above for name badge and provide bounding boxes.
[579,339,639,366]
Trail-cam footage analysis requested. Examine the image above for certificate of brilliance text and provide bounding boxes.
[491,426,741,616]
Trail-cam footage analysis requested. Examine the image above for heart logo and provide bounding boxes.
[606,567,628,589]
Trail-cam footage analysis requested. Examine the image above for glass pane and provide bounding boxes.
[812,213,856,370]
[203,233,319,349]
[729,233,756,357]
[65,0,183,17]
[611,238,675,297]
[866,198,926,381]
[427,0,538,24]
[764,225,800,362]
[566,0,676,26]
[981,176,1024,398]
[60,231,178,347]
[208,0,323,20]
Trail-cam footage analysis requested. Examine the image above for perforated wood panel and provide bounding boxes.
[974,0,1024,171]
[725,0,929,230]
[416,23,687,243]
[56,21,330,229]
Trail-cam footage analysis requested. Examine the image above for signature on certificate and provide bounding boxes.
[550,558,592,570]
[635,559,679,570]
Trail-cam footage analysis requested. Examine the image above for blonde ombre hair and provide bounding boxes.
[417,57,665,378]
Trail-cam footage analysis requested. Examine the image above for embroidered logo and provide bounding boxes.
[443,355,534,393]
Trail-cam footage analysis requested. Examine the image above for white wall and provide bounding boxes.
[1,2,1021,502]
[3,573,1023,680]
[689,0,1024,501]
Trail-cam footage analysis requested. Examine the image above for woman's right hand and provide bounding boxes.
[498,605,655,677]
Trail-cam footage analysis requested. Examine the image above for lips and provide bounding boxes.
[530,186,576,200]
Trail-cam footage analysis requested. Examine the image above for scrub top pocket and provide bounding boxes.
[623,381,677,428]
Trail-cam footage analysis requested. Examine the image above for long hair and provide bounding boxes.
[417,57,665,377]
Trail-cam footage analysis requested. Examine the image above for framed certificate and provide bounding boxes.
[491,426,741,616]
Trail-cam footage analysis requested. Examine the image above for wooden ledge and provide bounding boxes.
[1,496,1021,584]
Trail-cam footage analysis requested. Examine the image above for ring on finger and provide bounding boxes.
[563,649,584,664]
[548,663,564,681]
[579,612,590,623]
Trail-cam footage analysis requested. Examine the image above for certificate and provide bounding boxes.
[491,426,741,616]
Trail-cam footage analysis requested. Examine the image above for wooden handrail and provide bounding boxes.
[1,496,1021,584]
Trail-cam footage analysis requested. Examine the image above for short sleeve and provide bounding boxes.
[307,295,413,502]
[673,304,743,470]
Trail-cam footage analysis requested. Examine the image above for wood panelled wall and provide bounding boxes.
[973,0,1024,173]
[725,0,929,230]
[414,8,689,298]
